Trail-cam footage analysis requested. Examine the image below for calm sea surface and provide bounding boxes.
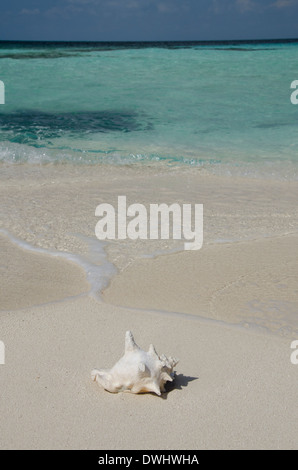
[0,40,298,178]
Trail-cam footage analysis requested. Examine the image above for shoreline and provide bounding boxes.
[1,162,297,334]
[2,227,298,339]
[0,228,276,338]
[1,156,298,182]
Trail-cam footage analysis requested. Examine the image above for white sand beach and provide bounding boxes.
[0,163,298,449]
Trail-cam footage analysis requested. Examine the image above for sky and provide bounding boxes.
[0,0,298,42]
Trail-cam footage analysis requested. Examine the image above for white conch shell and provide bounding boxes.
[91,331,179,395]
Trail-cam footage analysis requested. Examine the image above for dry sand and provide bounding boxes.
[0,162,298,449]
[1,294,297,450]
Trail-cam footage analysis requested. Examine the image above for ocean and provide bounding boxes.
[0,39,298,178]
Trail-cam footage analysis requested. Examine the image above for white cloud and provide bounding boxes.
[235,0,256,12]
[20,8,40,15]
[270,0,298,7]
[157,2,181,13]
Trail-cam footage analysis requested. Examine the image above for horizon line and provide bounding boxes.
[0,37,298,44]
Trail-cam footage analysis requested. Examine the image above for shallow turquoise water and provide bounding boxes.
[0,40,298,176]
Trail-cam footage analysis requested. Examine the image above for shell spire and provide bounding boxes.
[92,331,179,396]
[148,343,159,358]
[125,330,139,353]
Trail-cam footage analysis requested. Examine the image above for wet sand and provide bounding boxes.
[0,234,89,310]
[104,233,298,337]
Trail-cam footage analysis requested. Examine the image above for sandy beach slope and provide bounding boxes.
[1,294,297,450]
[0,163,297,449]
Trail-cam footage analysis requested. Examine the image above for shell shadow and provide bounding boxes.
[160,374,198,400]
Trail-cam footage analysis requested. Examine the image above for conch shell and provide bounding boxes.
[91,331,178,395]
